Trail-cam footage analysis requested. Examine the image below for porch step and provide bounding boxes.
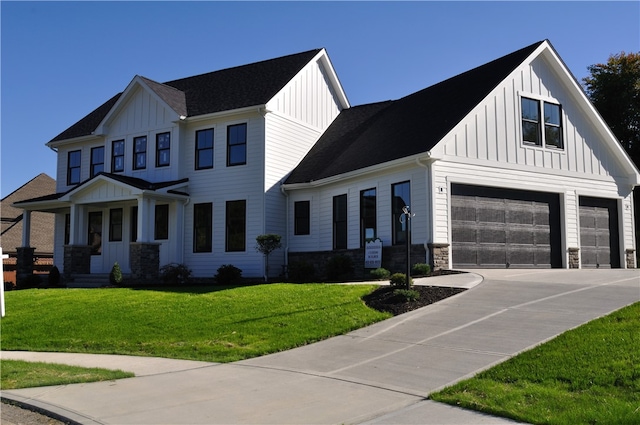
[67,274,112,288]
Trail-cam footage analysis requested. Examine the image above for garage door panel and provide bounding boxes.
[579,197,619,269]
[451,184,562,268]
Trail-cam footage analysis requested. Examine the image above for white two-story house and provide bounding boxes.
[14,40,639,283]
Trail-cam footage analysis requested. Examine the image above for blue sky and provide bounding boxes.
[1,1,638,197]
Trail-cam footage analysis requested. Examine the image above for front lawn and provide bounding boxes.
[430,302,640,425]
[0,284,390,363]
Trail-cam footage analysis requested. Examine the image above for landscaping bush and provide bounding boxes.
[4,281,16,291]
[370,267,390,281]
[390,273,409,288]
[287,260,316,283]
[48,266,62,287]
[325,255,354,282]
[159,263,192,285]
[17,274,42,290]
[411,263,431,276]
[214,264,242,285]
[393,288,420,302]
[109,262,123,285]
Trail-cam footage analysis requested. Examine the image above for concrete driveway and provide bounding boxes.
[2,269,639,424]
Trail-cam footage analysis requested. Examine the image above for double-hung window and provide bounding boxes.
[90,146,104,177]
[195,128,214,170]
[226,200,246,251]
[193,203,213,252]
[155,204,169,240]
[109,208,123,242]
[133,136,147,170]
[360,188,376,246]
[67,150,81,185]
[392,181,411,245]
[333,194,347,250]
[521,97,563,149]
[156,133,170,167]
[294,201,310,235]
[112,140,125,172]
[227,123,247,166]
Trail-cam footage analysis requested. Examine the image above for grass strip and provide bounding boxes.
[430,302,640,425]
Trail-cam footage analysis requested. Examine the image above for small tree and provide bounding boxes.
[109,262,123,285]
[255,234,282,282]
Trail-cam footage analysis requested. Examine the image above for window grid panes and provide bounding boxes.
[521,97,541,146]
[294,201,310,235]
[156,133,170,167]
[90,146,105,178]
[67,150,81,185]
[112,140,125,172]
[227,124,247,166]
[392,181,411,245]
[521,97,563,150]
[226,200,246,252]
[196,129,214,170]
[133,136,147,170]
[193,203,213,252]
[544,103,563,149]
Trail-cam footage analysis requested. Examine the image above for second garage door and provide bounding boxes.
[451,184,562,268]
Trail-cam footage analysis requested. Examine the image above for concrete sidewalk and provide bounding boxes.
[2,269,639,424]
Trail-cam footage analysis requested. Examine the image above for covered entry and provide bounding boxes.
[451,184,562,268]
[579,196,620,268]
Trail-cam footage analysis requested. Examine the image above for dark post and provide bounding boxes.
[402,206,412,290]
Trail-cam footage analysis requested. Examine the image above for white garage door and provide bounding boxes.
[451,184,562,268]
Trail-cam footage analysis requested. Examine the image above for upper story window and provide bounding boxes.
[67,150,81,185]
[227,123,247,166]
[156,132,170,167]
[392,181,411,245]
[294,201,310,235]
[195,128,214,170]
[360,188,377,246]
[521,97,563,150]
[133,136,147,170]
[112,140,125,172]
[90,146,104,178]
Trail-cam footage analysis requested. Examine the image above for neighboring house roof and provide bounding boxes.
[285,41,544,184]
[1,173,56,254]
[50,49,324,143]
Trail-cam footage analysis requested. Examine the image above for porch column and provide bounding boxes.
[64,203,91,277]
[137,197,156,243]
[21,210,31,247]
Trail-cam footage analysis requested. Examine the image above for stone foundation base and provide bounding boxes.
[63,245,91,277]
[16,247,35,284]
[568,247,580,269]
[626,249,637,269]
[428,243,450,271]
[130,243,160,282]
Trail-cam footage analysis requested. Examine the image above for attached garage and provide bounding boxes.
[451,184,562,268]
[579,196,620,268]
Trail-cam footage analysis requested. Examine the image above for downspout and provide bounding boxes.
[280,184,290,277]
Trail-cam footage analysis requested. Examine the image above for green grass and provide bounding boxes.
[0,284,389,363]
[430,302,640,425]
[1,359,134,389]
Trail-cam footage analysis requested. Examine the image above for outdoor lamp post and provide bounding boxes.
[401,206,414,290]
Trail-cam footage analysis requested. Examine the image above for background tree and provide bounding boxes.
[583,51,640,261]
[255,234,282,282]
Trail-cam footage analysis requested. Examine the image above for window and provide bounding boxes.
[64,214,70,245]
[333,194,347,250]
[112,140,125,172]
[360,188,376,246]
[90,146,104,177]
[156,132,170,167]
[109,208,123,242]
[521,97,563,149]
[392,181,411,245]
[130,206,138,242]
[226,200,246,251]
[155,204,169,240]
[133,136,147,170]
[227,123,247,166]
[67,150,81,185]
[195,128,214,170]
[193,203,213,252]
[294,201,310,235]
[88,211,102,255]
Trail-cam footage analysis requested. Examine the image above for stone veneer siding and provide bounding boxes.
[625,249,637,269]
[130,242,160,282]
[63,245,91,277]
[16,247,35,284]
[288,244,427,281]
[568,248,580,269]
[428,243,450,271]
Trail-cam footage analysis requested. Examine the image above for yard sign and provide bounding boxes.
[364,239,382,269]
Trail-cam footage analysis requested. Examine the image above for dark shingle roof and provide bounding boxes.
[286,41,543,184]
[50,49,322,143]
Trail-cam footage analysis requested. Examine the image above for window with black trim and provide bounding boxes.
[226,200,246,252]
[91,146,104,178]
[521,97,563,149]
[88,211,102,255]
[193,203,212,252]
[133,136,147,170]
[196,128,214,170]
[360,188,376,246]
[392,181,410,245]
[156,133,170,167]
[227,123,247,166]
[333,194,347,250]
[130,206,138,242]
[112,140,125,172]
[109,208,123,242]
[155,204,169,240]
[294,201,310,235]
[67,150,81,185]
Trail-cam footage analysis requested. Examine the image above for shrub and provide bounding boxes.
[325,255,354,282]
[4,281,15,291]
[411,263,431,276]
[17,274,42,290]
[48,265,62,287]
[390,273,409,288]
[369,267,390,281]
[214,264,242,285]
[109,262,123,285]
[159,263,192,285]
[393,288,420,302]
[287,261,316,283]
